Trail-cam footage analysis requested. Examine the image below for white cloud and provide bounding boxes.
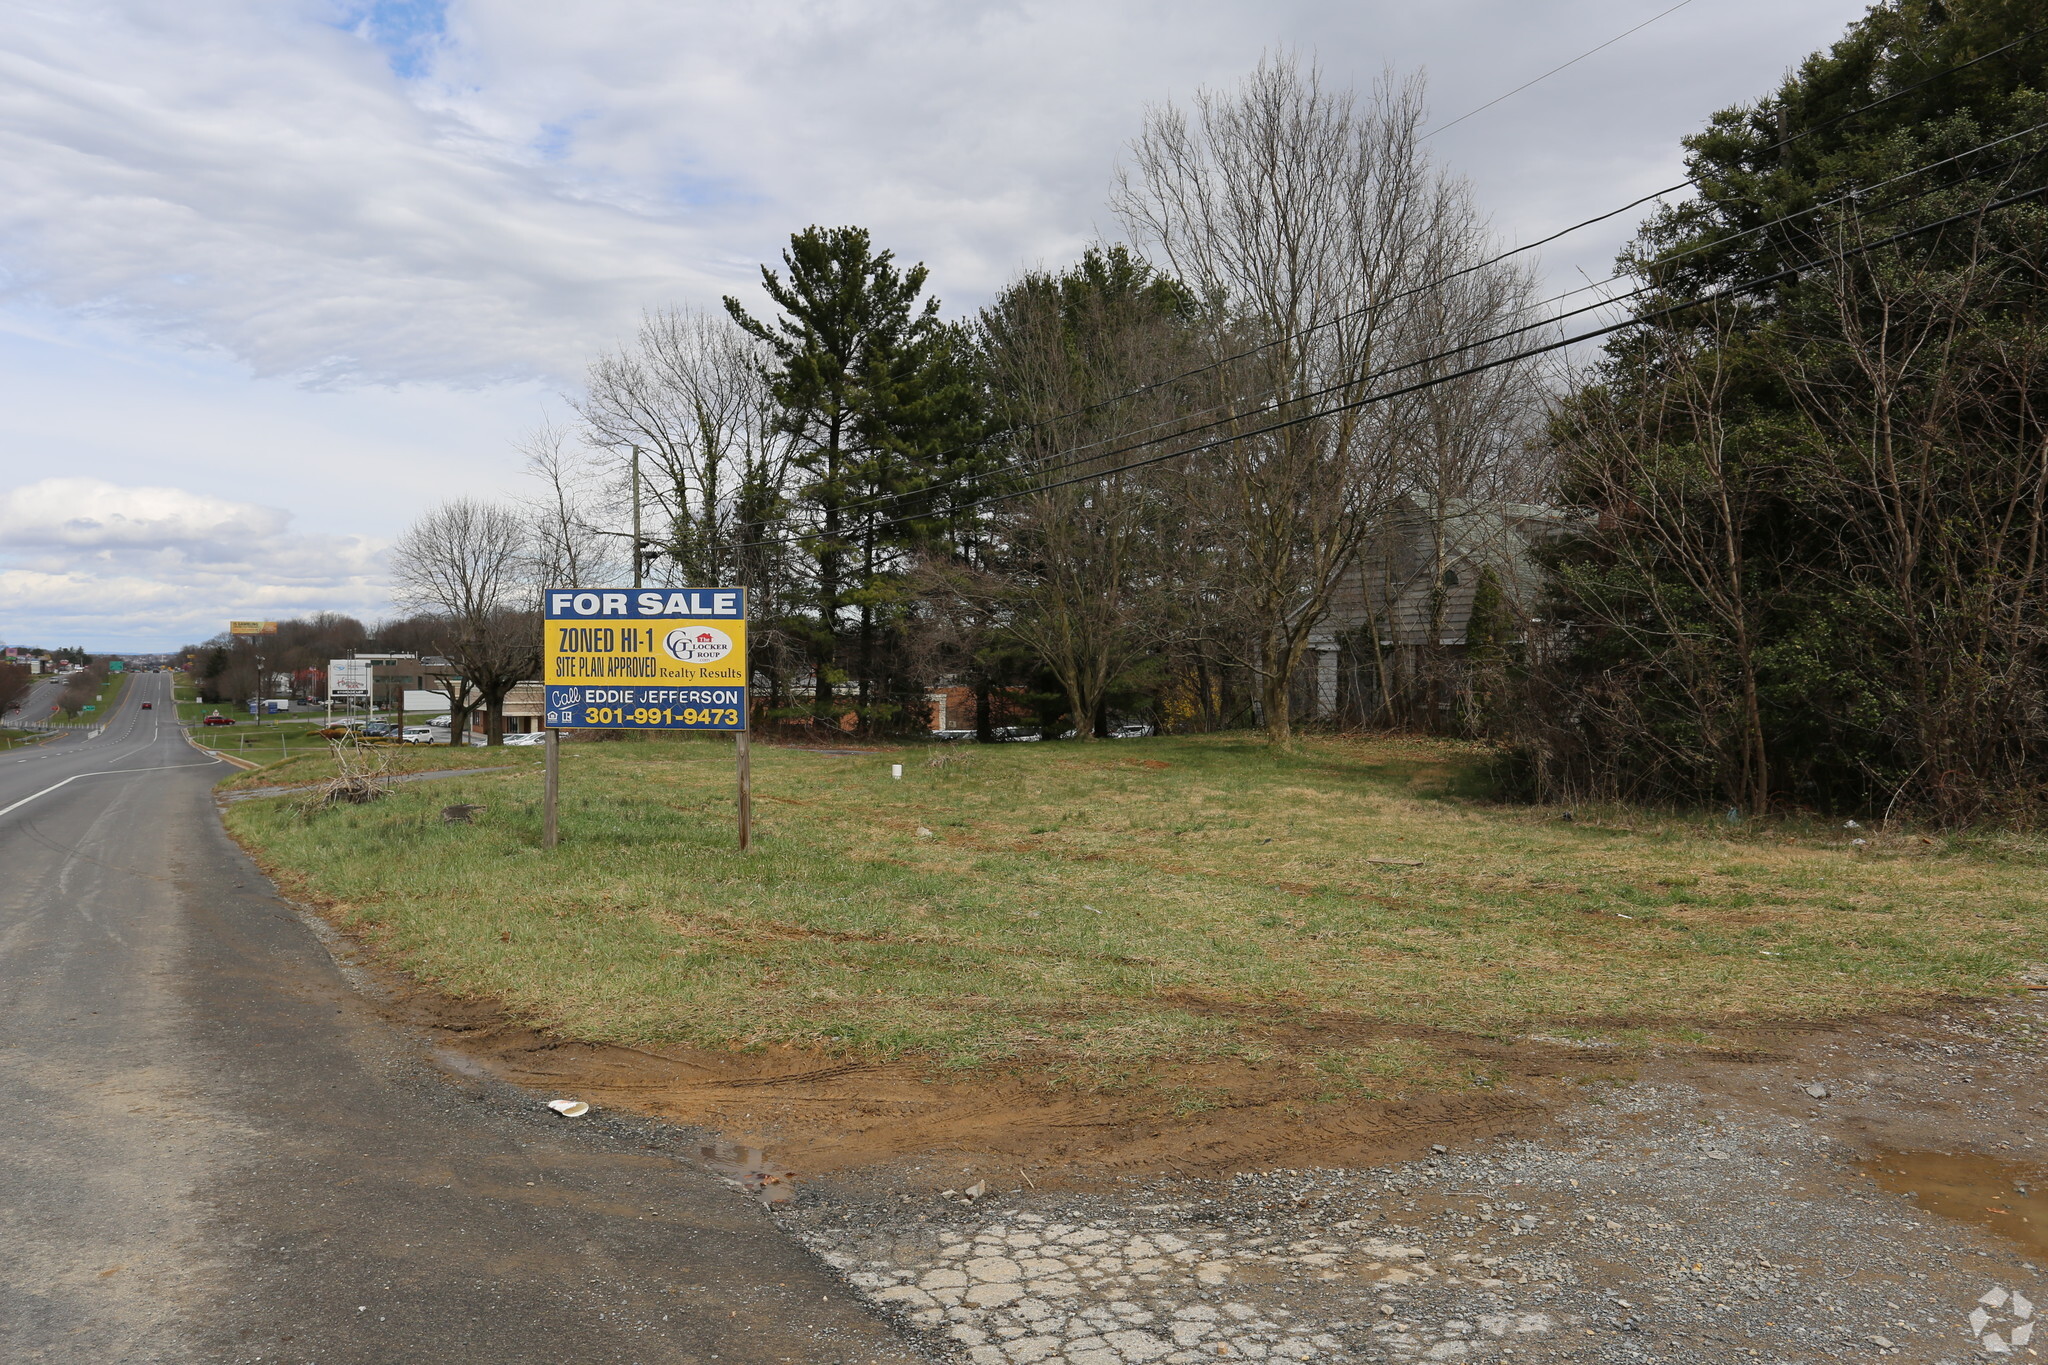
[0,477,386,649]
[0,0,1878,649]
[0,0,1875,388]
[0,477,288,549]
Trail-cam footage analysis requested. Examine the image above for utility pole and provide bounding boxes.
[587,448,661,589]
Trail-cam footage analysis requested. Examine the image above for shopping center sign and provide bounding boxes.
[542,589,747,730]
[328,658,372,700]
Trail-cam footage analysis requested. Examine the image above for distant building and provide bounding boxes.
[466,681,544,739]
[1304,494,1577,723]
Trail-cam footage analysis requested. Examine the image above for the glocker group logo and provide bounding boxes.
[663,626,734,664]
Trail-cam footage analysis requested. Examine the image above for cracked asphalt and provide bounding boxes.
[780,1004,2046,1364]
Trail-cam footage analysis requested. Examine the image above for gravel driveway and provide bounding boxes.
[778,996,2045,1364]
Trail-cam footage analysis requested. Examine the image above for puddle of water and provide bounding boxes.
[1862,1148,2048,1256]
[697,1143,801,1204]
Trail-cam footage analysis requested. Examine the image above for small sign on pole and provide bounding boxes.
[540,588,751,849]
[328,658,372,701]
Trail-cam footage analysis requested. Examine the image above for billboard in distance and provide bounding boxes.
[230,621,278,636]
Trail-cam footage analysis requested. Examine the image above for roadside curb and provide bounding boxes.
[187,731,263,771]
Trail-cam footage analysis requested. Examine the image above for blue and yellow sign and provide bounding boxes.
[542,588,747,730]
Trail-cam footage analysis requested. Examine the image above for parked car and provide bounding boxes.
[1111,723,1154,739]
[426,715,451,728]
[992,726,1043,742]
[201,714,234,726]
[501,731,547,746]
[401,726,438,744]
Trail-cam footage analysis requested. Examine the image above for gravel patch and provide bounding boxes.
[776,1000,2045,1363]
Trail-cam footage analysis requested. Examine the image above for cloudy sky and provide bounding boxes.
[0,0,1872,651]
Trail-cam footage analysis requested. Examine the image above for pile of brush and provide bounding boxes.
[298,740,395,814]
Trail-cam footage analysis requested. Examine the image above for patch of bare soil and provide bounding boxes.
[777,995,2046,1363]
[385,974,2036,1196]
[346,939,2048,1361]
[384,987,1638,1178]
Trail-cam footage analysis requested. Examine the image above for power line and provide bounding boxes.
[739,178,2047,552]
[627,26,2045,559]
[974,182,2048,510]
[798,119,2048,526]
[1025,22,2042,426]
[785,21,2047,525]
[1421,0,1699,141]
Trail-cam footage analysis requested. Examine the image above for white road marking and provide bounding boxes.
[0,760,225,820]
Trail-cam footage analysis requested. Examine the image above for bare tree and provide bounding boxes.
[517,417,616,588]
[577,307,791,588]
[1547,305,1776,814]
[575,307,805,704]
[1113,55,1509,746]
[1784,217,2048,822]
[390,500,539,746]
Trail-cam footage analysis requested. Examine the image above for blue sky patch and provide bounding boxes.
[330,0,448,80]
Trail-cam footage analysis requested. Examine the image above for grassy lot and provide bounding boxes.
[172,676,227,727]
[172,674,457,761]
[223,734,2047,1087]
[194,720,377,763]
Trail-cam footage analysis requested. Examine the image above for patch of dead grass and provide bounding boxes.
[226,733,2046,1101]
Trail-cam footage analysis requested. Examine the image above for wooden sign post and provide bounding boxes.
[542,727,560,850]
[735,726,752,853]
[539,587,750,850]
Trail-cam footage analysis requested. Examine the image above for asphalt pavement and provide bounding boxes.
[0,671,929,1364]
[6,673,68,729]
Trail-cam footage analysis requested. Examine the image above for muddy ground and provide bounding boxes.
[364,949,2048,1365]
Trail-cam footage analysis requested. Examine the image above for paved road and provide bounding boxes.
[0,672,927,1364]
[6,673,66,729]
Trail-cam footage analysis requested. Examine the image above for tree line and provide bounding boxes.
[372,1,2046,819]
[503,55,1548,747]
[1516,0,2048,825]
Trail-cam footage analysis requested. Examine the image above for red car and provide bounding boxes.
[140,702,152,709]
[201,714,235,726]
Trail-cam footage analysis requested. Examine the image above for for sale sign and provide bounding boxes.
[542,589,747,730]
